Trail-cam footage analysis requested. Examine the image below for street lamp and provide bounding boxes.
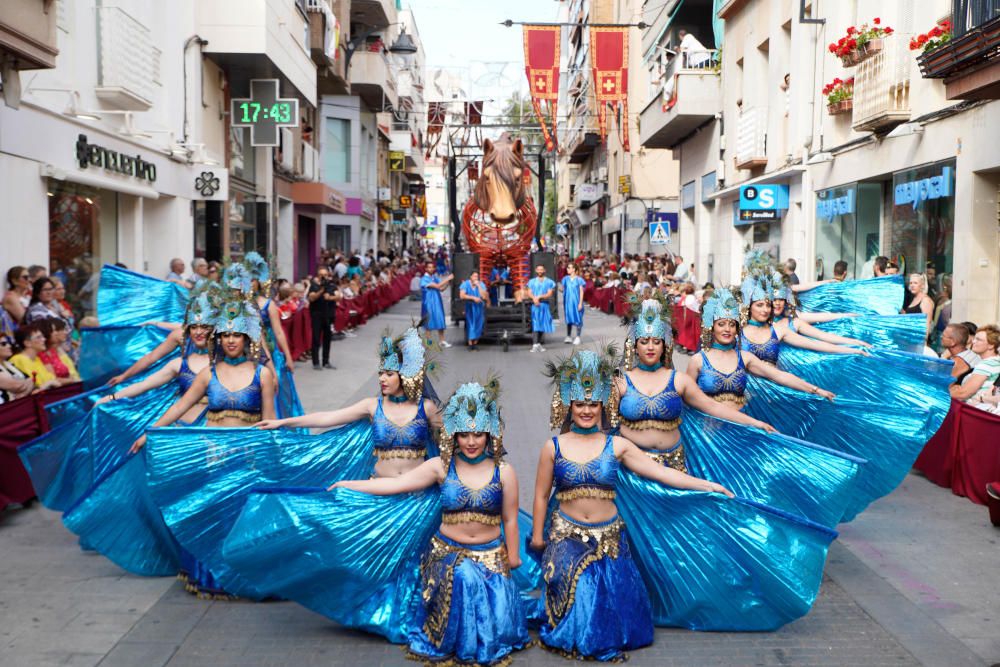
[344,23,418,72]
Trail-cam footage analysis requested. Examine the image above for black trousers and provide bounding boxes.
[311,312,332,365]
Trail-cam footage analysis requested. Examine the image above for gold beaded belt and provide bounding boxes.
[373,447,427,461]
[643,445,687,473]
[441,510,501,526]
[555,485,616,502]
[711,392,747,408]
[206,409,261,424]
[620,417,681,432]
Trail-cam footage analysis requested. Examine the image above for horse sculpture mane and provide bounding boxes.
[462,133,537,298]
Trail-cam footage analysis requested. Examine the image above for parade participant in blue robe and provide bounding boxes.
[488,263,511,305]
[560,263,586,345]
[257,327,441,479]
[529,347,734,661]
[328,378,531,665]
[527,264,555,353]
[458,272,488,350]
[420,261,453,348]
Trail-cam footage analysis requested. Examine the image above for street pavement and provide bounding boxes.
[1,294,997,666]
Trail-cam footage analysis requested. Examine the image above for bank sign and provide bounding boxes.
[738,184,788,223]
[76,134,157,183]
[894,166,952,209]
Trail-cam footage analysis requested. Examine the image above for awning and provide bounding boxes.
[707,165,805,201]
[642,0,684,63]
[291,182,346,213]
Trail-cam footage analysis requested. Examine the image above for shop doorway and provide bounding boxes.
[296,215,317,280]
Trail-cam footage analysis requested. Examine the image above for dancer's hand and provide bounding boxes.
[817,388,835,401]
[853,348,871,356]
[528,537,546,553]
[703,481,734,498]
[327,481,342,491]
[255,419,285,430]
[106,374,125,387]
[285,359,295,373]
[129,435,147,455]
[755,420,777,434]
[96,395,113,405]
[508,554,522,569]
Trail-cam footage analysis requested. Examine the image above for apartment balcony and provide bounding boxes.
[351,49,398,111]
[301,141,319,181]
[640,52,720,149]
[197,0,317,105]
[734,106,767,170]
[852,36,910,133]
[350,0,397,28]
[917,1,1000,100]
[94,7,161,110]
[0,0,59,70]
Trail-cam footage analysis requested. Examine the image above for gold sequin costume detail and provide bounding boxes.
[440,511,501,526]
[543,513,623,627]
[554,486,616,502]
[620,417,681,432]
[206,409,262,424]
[642,445,688,473]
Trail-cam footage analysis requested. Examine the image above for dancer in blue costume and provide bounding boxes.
[458,271,488,350]
[421,260,453,348]
[687,288,837,408]
[560,263,586,345]
[527,263,555,353]
[488,261,511,306]
[257,326,441,478]
[530,347,733,661]
[132,296,275,597]
[330,379,530,666]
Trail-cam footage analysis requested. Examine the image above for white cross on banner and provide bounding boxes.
[649,221,670,245]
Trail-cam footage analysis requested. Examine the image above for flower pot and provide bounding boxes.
[857,38,883,63]
[839,50,861,67]
[827,99,853,115]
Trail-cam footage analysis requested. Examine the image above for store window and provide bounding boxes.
[229,127,256,184]
[815,185,857,280]
[47,180,117,318]
[890,160,955,298]
[228,191,268,259]
[324,118,351,183]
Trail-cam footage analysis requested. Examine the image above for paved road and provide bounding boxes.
[1,295,996,666]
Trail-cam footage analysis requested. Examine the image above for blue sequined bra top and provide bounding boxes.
[206,365,263,423]
[177,340,208,396]
[553,435,619,502]
[697,350,748,408]
[372,396,431,461]
[740,326,780,364]
[441,459,503,526]
[618,371,683,431]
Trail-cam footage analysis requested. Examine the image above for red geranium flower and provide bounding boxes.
[847,26,856,35]
[874,17,881,25]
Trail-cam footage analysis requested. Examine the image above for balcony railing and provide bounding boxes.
[852,36,910,132]
[734,107,767,170]
[95,7,160,110]
[953,0,1000,36]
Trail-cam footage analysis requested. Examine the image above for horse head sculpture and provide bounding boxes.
[463,133,537,298]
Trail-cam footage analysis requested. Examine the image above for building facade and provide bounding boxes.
[640,0,1000,324]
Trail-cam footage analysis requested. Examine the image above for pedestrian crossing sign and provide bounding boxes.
[649,221,670,245]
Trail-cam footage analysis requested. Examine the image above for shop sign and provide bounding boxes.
[399,194,412,208]
[738,183,787,224]
[816,189,854,220]
[626,218,644,229]
[76,134,157,183]
[191,168,229,201]
[894,165,952,209]
[230,79,299,147]
[681,181,696,209]
[377,187,391,202]
[389,151,405,171]
[618,175,631,194]
[576,182,603,206]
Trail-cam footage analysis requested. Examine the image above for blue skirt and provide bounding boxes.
[465,301,485,341]
[423,290,447,331]
[563,288,583,327]
[539,512,653,661]
[530,303,553,334]
[407,533,530,666]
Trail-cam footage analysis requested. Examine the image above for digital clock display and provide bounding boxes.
[230,79,300,147]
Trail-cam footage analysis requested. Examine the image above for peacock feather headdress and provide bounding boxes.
[212,296,262,341]
[184,281,222,329]
[543,343,618,430]
[440,374,504,467]
[620,291,673,370]
[377,326,439,402]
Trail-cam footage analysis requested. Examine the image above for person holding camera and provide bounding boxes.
[308,267,340,370]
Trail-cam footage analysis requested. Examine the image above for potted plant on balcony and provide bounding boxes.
[911,19,954,77]
[823,77,854,115]
[829,19,894,67]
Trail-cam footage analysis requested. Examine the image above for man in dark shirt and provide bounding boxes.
[784,258,800,285]
[308,267,340,370]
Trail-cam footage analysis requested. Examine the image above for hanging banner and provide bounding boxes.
[590,27,630,151]
[523,25,561,151]
[425,102,446,158]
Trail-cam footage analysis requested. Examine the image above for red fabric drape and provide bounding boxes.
[523,25,561,151]
[673,303,702,352]
[590,27,630,151]
[915,399,1000,505]
[0,383,83,506]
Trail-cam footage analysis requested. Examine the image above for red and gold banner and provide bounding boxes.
[590,27,629,151]
[523,25,561,151]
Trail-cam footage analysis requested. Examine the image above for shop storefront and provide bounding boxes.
[228,126,269,260]
[814,182,883,280]
[889,160,955,290]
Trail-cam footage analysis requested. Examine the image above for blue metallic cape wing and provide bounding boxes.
[97,264,189,327]
[271,348,304,419]
[18,383,177,511]
[78,324,177,388]
[222,486,440,642]
[680,409,863,529]
[146,421,375,599]
[616,475,838,631]
[61,452,181,576]
[813,313,928,353]
[744,377,934,521]
[797,275,903,316]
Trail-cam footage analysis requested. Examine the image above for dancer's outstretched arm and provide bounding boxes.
[616,436,733,496]
[781,329,868,356]
[674,372,776,432]
[787,319,869,347]
[744,351,835,400]
[529,440,555,551]
[331,457,444,493]
[256,397,375,430]
[97,358,181,403]
[130,369,211,453]
[106,327,183,386]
